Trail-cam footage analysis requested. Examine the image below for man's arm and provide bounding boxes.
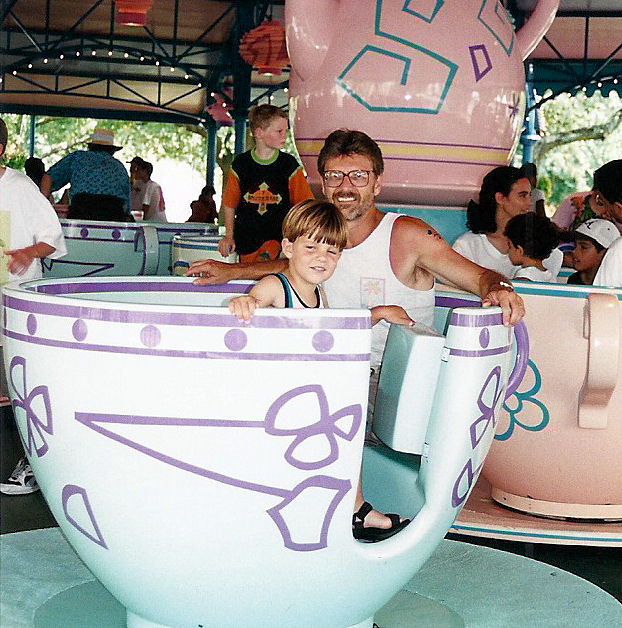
[5,243,55,275]
[40,173,54,199]
[392,217,524,325]
[186,257,288,285]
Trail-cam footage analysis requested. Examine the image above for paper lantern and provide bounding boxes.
[238,20,289,76]
[116,0,153,27]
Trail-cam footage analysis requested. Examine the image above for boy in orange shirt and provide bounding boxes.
[218,104,313,262]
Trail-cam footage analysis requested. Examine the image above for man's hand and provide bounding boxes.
[228,295,259,323]
[5,248,36,275]
[185,259,237,285]
[218,235,235,257]
[481,286,525,326]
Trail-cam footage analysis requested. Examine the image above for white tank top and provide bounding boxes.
[324,212,435,367]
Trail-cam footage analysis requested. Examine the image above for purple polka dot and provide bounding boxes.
[479,328,490,348]
[26,314,37,335]
[140,325,161,348]
[224,329,247,352]
[80,227,89,238]
[72,319,88,341]
[312,330,334,353]
[111,229,121,240]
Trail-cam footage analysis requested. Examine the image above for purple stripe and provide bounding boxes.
[435,296,480,309]
[450,311,503,327]
[449,345,511,357]
[5,295,369,330]
[297,137,511,151]
[3,329,369,361]
[32,281,252,295]
[63,235,137,243]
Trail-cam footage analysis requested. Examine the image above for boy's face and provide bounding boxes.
[571,238,606,272]
[254,117,288,151]
[506,240,525,266]
[282,234,342,285]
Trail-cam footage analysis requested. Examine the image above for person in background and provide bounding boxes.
[24,156,45,187]
[591,160,622,287]
[520,162,546,217]
[0,117,67,495]
[129,156,146,216]
[453,165,563,279]
[567,218,620,286]
[135,159,167,222]
[188,184,218,223]
[40,128,131,221]
[504,213,560,282]
[218,104,313,262]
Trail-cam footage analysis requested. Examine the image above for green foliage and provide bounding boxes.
[537,91,622,209]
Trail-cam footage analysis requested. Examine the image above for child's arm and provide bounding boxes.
[228,275,284,322]
[370,305,414,326]
[218,205,236,256]
[5,242,56,276]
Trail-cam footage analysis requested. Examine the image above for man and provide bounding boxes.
[186,129,524,535]
[592,160,622,287]
[40,128,131,221]
[0,117,67,495]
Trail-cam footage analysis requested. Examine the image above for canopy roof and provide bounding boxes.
[0,0,287,125]
[0,1,621,125]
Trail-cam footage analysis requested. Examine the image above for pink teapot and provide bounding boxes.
[286,0,559,205]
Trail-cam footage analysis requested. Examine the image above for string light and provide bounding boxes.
[108,50,113,57]
[43,58,48,63]
[124,52,129,58]
[170,66,175,72]
[91,50,97,56]
[184,74,189,79]
[28,63,33,69]
[76,51,80,56]
[155,60,160,66]
[60,54,64,59]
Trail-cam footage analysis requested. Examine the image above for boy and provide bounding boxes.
[504,213,560,282]
[229,199,411,542]
[567,219,619,285]
[135,159,167,222]
[0,117,67,495]
[218,104,313,263]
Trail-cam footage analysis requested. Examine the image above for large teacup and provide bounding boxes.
[2,277,518,627]
[286,0,559,205]
[42,220,218,278]
[484,282,622,519]
[171,234,238,276]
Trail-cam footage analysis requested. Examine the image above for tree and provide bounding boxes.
[534,92,622,208]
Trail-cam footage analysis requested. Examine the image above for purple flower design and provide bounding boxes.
[9,356,53,457]
[264,384,362,470]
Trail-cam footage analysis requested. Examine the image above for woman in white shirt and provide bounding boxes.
[453,165,562,280]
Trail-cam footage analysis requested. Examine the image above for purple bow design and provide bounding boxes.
[9,356,53,457]
[469,366,503,449]
[264,384,362,470]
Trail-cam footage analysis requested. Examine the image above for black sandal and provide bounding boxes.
[352,501,410,542]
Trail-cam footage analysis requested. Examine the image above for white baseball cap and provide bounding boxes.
[574,219,620,249]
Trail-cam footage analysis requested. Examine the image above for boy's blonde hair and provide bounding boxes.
[248,104,288,133]
[282,200,348,250]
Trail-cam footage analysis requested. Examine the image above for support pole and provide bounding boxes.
[29,114,36,157]
[206,119,217,186]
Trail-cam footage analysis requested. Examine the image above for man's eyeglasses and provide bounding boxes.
[323,170,372,188]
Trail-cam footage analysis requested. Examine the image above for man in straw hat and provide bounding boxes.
[40,128,131,221]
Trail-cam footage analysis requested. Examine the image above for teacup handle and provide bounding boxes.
[134,225,160,275]
[578,292,620,429]
[504,320,529,400]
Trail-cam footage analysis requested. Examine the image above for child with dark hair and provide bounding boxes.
[504,213,560,282]
[567,219,620,285]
